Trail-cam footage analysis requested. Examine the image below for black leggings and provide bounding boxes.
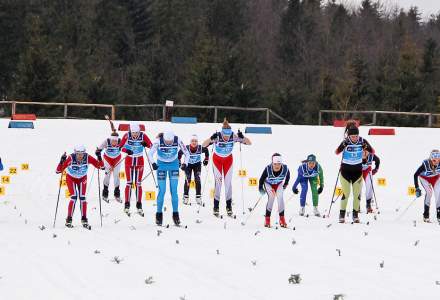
[184,163,201,196]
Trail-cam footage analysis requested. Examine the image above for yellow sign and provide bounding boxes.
[210,188,215,199]
[21,163,29,171]
[132,183,136,189]
[335,187,343,196]
[190,180,195,189]
[0,186,5,196]
[377,178,386,186]
[408,186,416,196]
[62,170,67,176]
[60,178,67,187]
[1,176,10,184]
[238,169,247,177]
[65,189,71,198]
[145,191,156,201]
[9,167,17,175]
[248,178,257,187]
[119,171,126,180]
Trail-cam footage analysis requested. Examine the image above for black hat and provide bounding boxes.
[347,127,359,136]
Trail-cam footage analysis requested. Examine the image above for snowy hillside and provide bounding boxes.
[0,119,439,300]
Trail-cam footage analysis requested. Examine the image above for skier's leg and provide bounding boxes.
[339,173,351,211]
[194,164,202,196]
[79,177,87,218]
[364,172,373,208]
[103,158,111,188]
[352,176,363,212]
[275,184,285,215]
[299,180,308,207]
[310,177,319,207]
[156,164,167,213]
[223,155,234,210]
[420,178,432,218]
[170,169,179,212]
[264,182,275,216]
[66,176,77,218]
[124,159,133,205]
[212,155,223,211]
[135,165,144,206]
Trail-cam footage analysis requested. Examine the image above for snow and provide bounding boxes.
[0,119,439,300]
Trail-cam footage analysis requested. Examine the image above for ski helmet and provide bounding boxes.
[130,123,140,133]
[430,149,440,160]
[163,131,175,142]
[74,145,86,153]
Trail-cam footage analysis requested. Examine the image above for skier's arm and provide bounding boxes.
[234,132,251,145]
[202,146,210,160]
[202,133,217,148]
[148,139,159,162]
[284,169,291,188]
[335,140,346,155]
[373,155,380,171]
[178,149,183,162]
[119,133,129,153]
[179,139,190,165]
[258,168,268,191]
[318,165,324,187]
[56,156,71,173]
[292,166,304,190]
[363,139,374,154]
[88,155,103,169]
[142,134,153,148]
[98,140,107,151]
[414,164,425,189]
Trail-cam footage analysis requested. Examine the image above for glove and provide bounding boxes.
[283,184,288,190]
[293,188,299,195]
[95,149,102,161]
[59,153,67,164]
[258,186,266,195]
[237,130,244,139]
[415,188,422,198]
[210,132,218,141]
[203,159,209,166]
[318,186,323,194]
[181,163,187,171]
[152,163,158,170]
[141,141,148,147]
[125,149,133,155]
[372,169,378,176]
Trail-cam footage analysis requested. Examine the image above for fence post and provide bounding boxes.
[428,113,432,127]
[318,111,322,126]
[11,101,16,116]
[64,104,68,118]
[373,111,377,125]
[162,104,166,121]
[214,106,218,123]
[111,105,116,120]
[266,108,270,124]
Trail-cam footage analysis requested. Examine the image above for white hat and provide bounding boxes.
[74,145,86,153]
[163,131,175,141]
[190,134,198,141]
[110,135,119,141]
[130,123,140,133]
[272,154,283,164]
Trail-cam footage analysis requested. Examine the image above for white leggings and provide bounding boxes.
[363,173,373,201]
[103,159,121,188]
[420,178,440,208]
[264,183,285,214]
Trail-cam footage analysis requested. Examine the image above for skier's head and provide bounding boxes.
[190,135,198,147]
[430,149,440,165]
[163,131,175,145]
[347,126,359,143]
[272,153,283,171]
[74,145,86,160]
[130,122,141,139]
[221,118,232,139]
[306,154,316,169]
[110,133,119,147]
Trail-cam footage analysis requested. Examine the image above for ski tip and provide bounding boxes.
[166,224,170,228]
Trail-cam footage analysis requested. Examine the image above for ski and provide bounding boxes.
[82,223,92,230]
[124,209,131,217]
[103,197,109,204]
[137,209,145,217]
[114,197,122,203]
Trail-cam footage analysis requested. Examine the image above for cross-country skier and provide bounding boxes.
[362,149,380,213]
[258,153,290,228]
[202,118,252,217]
[178,135,209,206]
[56,145,103,228]
[118,123,152,216]
[148,131,189,226]
[335,125,374,223]
[414,149,440,223]
[292,154,324,217]
[96,132,122,202]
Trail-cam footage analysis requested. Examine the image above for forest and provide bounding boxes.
[0,0,439,124]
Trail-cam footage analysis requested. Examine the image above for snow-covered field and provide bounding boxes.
[0,119,439,300]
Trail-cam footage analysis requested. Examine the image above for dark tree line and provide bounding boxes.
[0,0,439,124]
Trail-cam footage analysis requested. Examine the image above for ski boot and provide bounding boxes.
[423,204,430,223]
[81,216,90,229]
[196,194,203,206]
[124,202,130,216]
[264,216,271,228]
[136,201,144,217]
[213,200,220,217]
[352,210,360,223]
[172,212,181,226]
[279,215,287,228]
[226,199,233,217]
[299,206,305,216]
[437,208,440,224]
[183,195,190,205]
[339,210,346,223]
[366,199,373,213]
[313,206,321,217]
[102,185,109,201]
[114,186,121,202]
[65,216,73,228]
[156,212,163,226]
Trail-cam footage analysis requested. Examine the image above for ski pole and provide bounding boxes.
[140,170,153,183]
[395,197,418,221]
[109,155,127,173]
[326,169,341,218]
[370,171,379,209]
[144,148,158,188]
[241,193,264,226]
[201,146,214,200]
[239,140,245,215]
[97,167,103,227]
[53,171,64,228]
